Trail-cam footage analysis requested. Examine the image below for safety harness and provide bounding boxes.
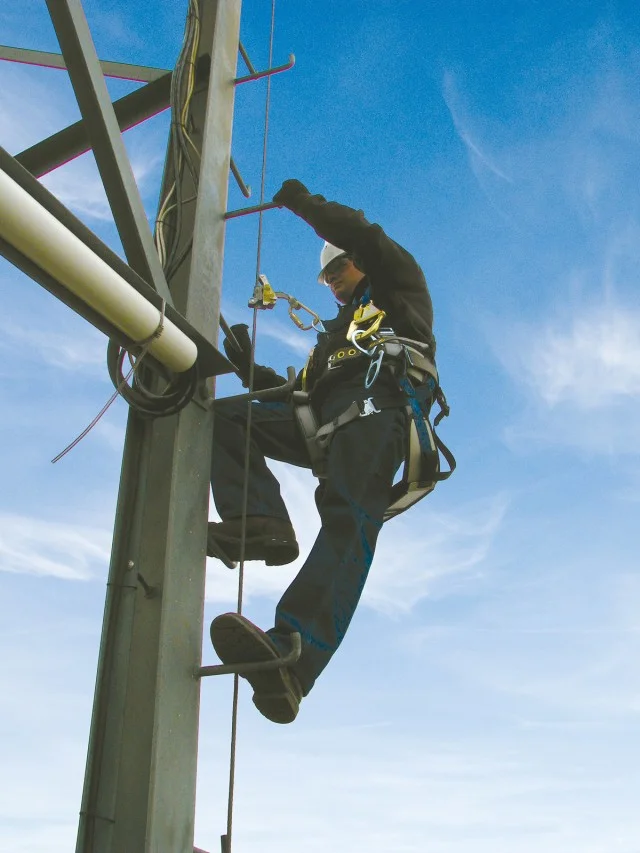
[289,290,456,522]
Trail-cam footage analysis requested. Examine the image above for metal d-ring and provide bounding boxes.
[365,347,385,389]
[350,328,375,355]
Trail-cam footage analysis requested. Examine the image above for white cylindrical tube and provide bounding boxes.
[0,168,198,373]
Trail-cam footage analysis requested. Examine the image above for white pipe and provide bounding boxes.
[0,168,198,373]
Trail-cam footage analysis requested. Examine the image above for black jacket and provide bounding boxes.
[289,191,435,397]
[249,191,435,397]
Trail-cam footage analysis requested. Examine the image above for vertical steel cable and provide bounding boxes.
[223,3,277,851]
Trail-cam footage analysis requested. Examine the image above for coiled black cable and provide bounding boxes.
[106,339,199,419]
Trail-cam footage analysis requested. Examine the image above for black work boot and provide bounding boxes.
[207,516,299,565]
[210,612,303,724]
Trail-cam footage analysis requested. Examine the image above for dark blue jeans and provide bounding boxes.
[210,375,409,695]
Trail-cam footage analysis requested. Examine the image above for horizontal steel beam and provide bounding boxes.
[0,43,168,82]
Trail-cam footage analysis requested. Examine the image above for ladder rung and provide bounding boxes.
[197,633,301,678]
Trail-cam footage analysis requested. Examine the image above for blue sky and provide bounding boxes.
[1,1,639,851]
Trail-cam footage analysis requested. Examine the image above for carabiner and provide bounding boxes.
[350,328,376,355]
[347,304,386,344]
[287,298,326,332]
[365,347,385,389]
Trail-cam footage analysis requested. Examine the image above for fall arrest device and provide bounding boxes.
[249,274,326,331]
[249,277,456,521]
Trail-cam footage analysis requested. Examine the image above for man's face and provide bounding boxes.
[322,255,366,304]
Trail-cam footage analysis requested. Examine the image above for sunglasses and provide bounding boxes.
[322,254,352,284]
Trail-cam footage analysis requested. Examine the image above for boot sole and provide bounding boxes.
[208,534,299,566]
[210,614,300,724]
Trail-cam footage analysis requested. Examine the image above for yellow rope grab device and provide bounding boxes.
[249,273,326,332]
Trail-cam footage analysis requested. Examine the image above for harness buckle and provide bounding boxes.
[359,397,381,417]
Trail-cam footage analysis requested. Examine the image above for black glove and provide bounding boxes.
[223,323,286,391]
[272,179,310,210]
[223,323,252,372]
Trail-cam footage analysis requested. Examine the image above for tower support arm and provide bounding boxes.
[45,0,171,304]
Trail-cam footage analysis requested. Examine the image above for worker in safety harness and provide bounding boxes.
[208,179,453,724]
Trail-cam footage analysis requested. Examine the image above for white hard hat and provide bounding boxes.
[318,241,348,283]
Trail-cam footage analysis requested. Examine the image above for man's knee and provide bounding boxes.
[213,397,248,433]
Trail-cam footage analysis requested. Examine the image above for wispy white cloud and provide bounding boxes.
[0,513,111,580]
[559,60,640,219]
[442,51,640,235]
[489,231,640,453]
[87,7,147,52]
[0,318,106,374]
[406,555,640,720]
[442,70,513,184]
[195,715,640,853]
[364,494,507,614]
[500,302,640,410]
[0,65,70,154]
[430,622,640,720]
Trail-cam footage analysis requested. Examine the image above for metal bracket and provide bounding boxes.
[224,200,279,220]
[234,53,295,85]
[206,535,237,570]
[136,573,159,599]
[196,633,302,678]
[238,42,256,74]
[229,156,251,198]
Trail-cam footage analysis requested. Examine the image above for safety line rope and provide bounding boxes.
[223,4,277,852]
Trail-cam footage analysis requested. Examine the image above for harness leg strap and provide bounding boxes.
[291,391,327,477]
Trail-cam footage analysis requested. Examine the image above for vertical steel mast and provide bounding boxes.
[45,2,243,850]
[0,0,294,847]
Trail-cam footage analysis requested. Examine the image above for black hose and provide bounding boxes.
[106,340,198,418]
